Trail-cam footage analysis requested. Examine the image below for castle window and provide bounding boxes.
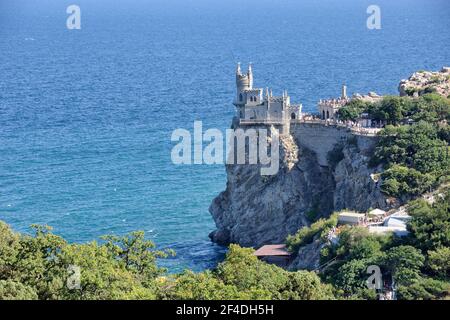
[326,111,330,119]
[322,110,325,119]
[291,113,296,120]
[239,93,243,102]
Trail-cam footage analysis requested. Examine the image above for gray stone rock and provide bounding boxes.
[209,123,390,250]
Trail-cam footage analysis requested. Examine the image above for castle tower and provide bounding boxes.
[235,62,252,105]
[341,84,347,99]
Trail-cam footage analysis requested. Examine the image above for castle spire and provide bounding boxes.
[247,62,253,89]
[236,62,241,75]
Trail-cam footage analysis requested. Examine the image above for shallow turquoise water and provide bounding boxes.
[0,0,449,271]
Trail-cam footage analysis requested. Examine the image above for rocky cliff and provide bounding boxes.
[399,67,450,98]
[209,122,389,248]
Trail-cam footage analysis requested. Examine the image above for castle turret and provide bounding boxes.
[236,63,252,91]
[232,64,302,135]
[341,84,347,99]
[247,63,253,89]
[235,63,253,105]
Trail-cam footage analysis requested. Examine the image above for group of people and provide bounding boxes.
[298,116,382,136]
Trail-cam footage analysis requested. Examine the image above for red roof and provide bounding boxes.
[254,244,291,257]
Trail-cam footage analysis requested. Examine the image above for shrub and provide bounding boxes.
[380,165,435,198]
[428,247,450,279]
[337,100,372,121]
[286,214,338,253]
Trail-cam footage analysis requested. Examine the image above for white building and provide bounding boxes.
[234,63,302,133]
[337,211,366,225]
[368,211,411,237]
[317,85,350,120]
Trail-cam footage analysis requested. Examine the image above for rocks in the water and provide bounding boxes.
[208,228,230,245]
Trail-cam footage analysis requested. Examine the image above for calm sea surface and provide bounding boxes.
[0,0,449,271]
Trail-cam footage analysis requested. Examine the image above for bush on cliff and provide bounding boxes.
[286,214,338,253]
[380,165,435,198]
[337,100,372,121]
[371,121,449,198]
[338,94,450,124]
[411,94,450,123]
[407,190,450,252]
[368,96,414,125]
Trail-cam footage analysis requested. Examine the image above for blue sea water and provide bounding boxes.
[0,0,449,272]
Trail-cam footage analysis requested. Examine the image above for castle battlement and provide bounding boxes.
[234,63,302,133]
[317,85,350,120]
[233,65,383,136]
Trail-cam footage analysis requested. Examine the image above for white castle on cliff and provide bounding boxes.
[233,63,302,133]
[232,63,383,136]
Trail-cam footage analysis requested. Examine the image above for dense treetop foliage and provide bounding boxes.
[338,94,450,124]
[0,223,334,300]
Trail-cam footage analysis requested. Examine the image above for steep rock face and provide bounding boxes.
[333,142,386,212]
[209,123,388,248]
[288,236,323,271]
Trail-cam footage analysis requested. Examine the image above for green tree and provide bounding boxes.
[216,245,289,298]
[408,193,450,251]
[58,241,155,300]
[337,100,371,121]
[216,244,334,300]
[333,258,377,299]
[286,214,338,253]
[412,94,450,123]
[380,165,435,198]
[281,271,335,300]
[0,280,38,300]
[397,277,450,300]
[0,222,20,280]
[382,245,425,285]
[428,247,450,279]
[368,96,413,124]
[101,231,174,285]
[12,225,67,299]
[159,271,256,300]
